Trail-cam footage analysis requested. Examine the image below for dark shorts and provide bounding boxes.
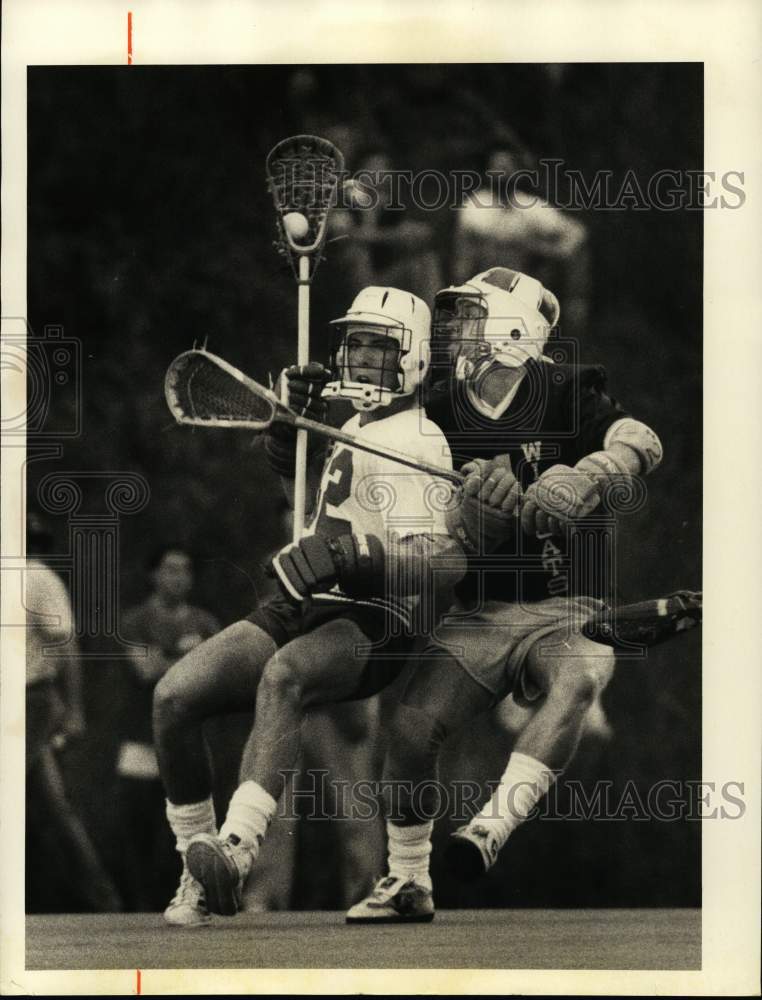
[246,594,415,701]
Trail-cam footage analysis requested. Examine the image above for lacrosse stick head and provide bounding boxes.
[165,349,278,430]
[265,134,345,280]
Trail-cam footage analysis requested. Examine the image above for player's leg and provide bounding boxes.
[516,632,615,766]
[346,649,496,923]
[241,617,372,792]
[493,690,613,744]
[314,699,386,910]
[448,629,615,876]
[151,619,276,923]
[186,616,373,916]
[153,621,276,806]
[209,711,299,913]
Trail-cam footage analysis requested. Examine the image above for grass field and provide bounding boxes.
[26,908,701,971]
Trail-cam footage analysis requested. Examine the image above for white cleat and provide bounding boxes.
[346,875,435,924]
[186,833,253,917]
[163,861,211,927]
[444,824,500,879]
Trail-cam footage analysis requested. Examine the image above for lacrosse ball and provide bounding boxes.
[283,212,309,239]
[342,179,373,208]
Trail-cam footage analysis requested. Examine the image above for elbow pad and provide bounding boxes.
[602,418,663,475]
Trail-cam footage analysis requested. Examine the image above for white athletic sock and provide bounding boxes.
[165,797,217,854]
[387,820,434,891]
[219,780,277,854]
[471,752,557,850]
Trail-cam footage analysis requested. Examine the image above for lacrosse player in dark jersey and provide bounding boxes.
[343,267,691,923]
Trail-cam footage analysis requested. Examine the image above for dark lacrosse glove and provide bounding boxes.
[270,533,385,603]
[264,363,331,477]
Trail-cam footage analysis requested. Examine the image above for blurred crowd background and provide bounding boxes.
[25,63,702,912]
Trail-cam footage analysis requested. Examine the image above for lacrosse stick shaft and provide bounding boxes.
[293,254,311,540]
[288,410,463,485]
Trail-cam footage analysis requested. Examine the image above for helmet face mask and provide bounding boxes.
[432,267,560,420]
[329,324,406,409]
[324,287,431,411]
[431,292,489,370]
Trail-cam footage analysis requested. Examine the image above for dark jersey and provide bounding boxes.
[425,360,629,603]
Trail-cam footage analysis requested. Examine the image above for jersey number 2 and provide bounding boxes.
[313,448,354,537]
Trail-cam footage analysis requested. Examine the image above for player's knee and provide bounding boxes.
[153,661,201,734]
[550,641,615,707]
[258,651,305,707]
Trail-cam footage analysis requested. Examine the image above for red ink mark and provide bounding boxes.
[127,12,133,64]
[136,969,141,995]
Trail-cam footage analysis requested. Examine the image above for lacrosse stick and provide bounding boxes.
[266,135,345,541]
[165,349,462,485]
[582,590,702,648]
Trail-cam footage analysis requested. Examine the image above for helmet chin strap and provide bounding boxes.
[349,383,392,411]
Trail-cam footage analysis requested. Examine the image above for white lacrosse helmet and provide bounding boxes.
[432,267,560,419]
[324,287,431,411]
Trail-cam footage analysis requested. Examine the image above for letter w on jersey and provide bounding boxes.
[521,440,543,478]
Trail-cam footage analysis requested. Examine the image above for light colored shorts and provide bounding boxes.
[433,594,604,706]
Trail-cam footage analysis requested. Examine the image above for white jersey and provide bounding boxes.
[25,558,74,687]
[305,406,453,546]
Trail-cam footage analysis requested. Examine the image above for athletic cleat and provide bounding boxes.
[163,861,211,927]
[345,875,435,924]
[186,833,253,917]
[444,824,500,879]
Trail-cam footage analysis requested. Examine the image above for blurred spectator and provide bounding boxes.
[114,545,220,911]
[451,141,590,336]
[331,147,443,305]
[26,511,123,913]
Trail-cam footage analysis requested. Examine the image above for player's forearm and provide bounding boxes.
[522,420,663,534]
[385,533,467,597]
[272,529,467,606]
[576,419,663,482]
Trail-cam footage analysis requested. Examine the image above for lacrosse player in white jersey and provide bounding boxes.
[153,287,465,923]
